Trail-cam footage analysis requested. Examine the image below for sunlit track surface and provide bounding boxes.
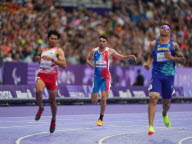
[0,104,192,144]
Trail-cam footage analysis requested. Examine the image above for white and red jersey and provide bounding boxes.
[38,47,59,75]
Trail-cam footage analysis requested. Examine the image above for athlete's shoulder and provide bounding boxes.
[54,46,60,49]
[42,47,49,52]
[107,47,114,51]
[149,40,156,48]
[150,40,156,44]
[53,46,61,51]
[94,47,99,50]
[55,47,63,52]
[172,41,178,46]
[88,48,97,55]
[57,47,63,50]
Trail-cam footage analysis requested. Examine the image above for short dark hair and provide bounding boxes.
[47,30,61,39]
[99,35,108,41]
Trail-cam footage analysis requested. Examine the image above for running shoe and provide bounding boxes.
[148,125,155,135]
[35,108,44,121]
[162,112,171,127]
[50,121,56,133]
[97,119,103,126]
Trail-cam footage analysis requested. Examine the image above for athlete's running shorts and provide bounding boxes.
[148,75,175,99]
[36,73,58,90]
[92,75,111,93]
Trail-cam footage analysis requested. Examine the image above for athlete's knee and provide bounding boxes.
[49,96,56,103]
[92,99,97,104]
[149,95,159,104]
[101,96,107,102]
[91,97,97,103]
[36,90,43,96]
[163,101,171,108]
[91,93,98,103]
[49,100,56,107]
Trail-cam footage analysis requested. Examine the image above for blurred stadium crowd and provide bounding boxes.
[0,0,192,66]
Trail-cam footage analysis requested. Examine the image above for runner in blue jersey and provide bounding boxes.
[144,24,186,135]
[87,35,137,126]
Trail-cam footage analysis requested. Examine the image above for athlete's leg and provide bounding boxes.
[48,90,57,121]
[162,75,174,115]
[147,76,162,134]
[91,93,99,104]
[100,90,108,116]
[100,76,110,116]
[148,92,160,126]
[161,76,174,127]
[96,90,108,126]
[91,76,100,103]
[147,92,159,135]
[48,90,57,133]
[36,79,45,109]
[91,76,101,125]
[97,77,110,126]
[35,79,45,121]
[162,99,171,116]
[162,98,172,127]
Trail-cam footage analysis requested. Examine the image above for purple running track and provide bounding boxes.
[0,104,192,144]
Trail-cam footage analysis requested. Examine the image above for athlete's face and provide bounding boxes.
[99,38,108,49]
[48,34,59,47]
[160,25,171,37]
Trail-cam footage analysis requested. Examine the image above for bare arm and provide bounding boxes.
[34,56,41,64]
[86,49,94,68]
[144,56,153,70]
[110,49,137,61]
[164,42,186,64]
[144,41,155,70]
[34,48,42,64]
[55,48,67,68]
[172,42,186,64]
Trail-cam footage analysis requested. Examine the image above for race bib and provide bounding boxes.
[95,61,107,68]
[39,59,52,69]
[157,52,170,62]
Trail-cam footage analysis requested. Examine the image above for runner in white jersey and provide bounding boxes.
[87,35,137,126]
[34,30,67,133]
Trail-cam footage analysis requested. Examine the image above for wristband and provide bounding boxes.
[51,58,56,62]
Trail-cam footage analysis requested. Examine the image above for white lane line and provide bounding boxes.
[0,119,74,123]
[98,127,181,144]
[1,111,192,119]
[15,131,48,144]
[178,137,192,144]
[98,131,147,144]
[1,117,192,129]
[14,120,190,144]
[0,124,47,128]
[15,124,169,144]
[15,125,149,144]
[0,121,48,123]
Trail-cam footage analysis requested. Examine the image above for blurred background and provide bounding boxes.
[0,0,192,105]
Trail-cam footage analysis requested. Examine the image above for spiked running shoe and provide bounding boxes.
[50,121,56,133]
[35,108,44,121]
[148,125,155,135]
[97,119,103,126]
[162,112,171,128]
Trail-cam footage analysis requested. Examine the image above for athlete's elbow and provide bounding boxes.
[183,57,186,64]
[86,59,89,64]
[180,57,186,65]
[61,63,67,68]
